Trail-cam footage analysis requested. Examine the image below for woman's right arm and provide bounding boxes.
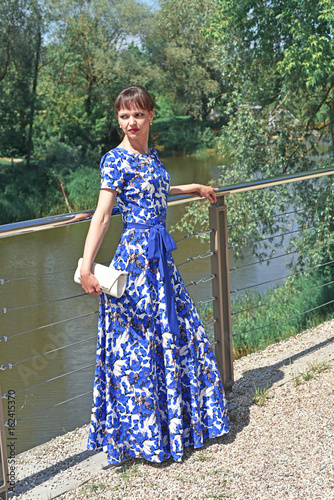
[80,188,117,295]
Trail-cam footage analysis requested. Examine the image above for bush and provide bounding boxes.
[63,165,100,211]
[0,161,100,224]
[0,164,65,224]
[152,117,217,154]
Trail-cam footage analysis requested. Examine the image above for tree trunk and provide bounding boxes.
[57,176,73,213]
[26,22,41,168]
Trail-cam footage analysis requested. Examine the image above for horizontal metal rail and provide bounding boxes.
[186,274,215,287]
[5,391,93,424]
[1,336,96,371]
[1,363,96,397]
[177,251,214,267]
[228,207,301,228]
[230,238,334,274]
[230,248,299,273]
[227,202,327,229]
[0,165,333,457]
[195,296,215,306]
[1,167,333,238]
[175,229,213,243]
[0,311,98,343]
[1,292,86,313]
[228,220,328,251]
[1,260,111,284]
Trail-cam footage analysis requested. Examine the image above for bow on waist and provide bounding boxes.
[147,224,177,273]
[124,221,179,334]
[124,222,176,276]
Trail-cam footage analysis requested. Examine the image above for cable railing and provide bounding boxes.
[1,166,334,499]
[0,218,216,440]
[232,278,334,317]
[232,299,334,339]
[0,311,98,343]
[228,221,329,251]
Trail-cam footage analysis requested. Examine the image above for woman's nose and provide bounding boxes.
[129,115,136,125]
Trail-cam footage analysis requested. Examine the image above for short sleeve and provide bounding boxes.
[100,151,124,193]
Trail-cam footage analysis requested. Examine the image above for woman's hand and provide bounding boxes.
[169,183,218,203]
[189,184,218,203]
[80,270,102,295]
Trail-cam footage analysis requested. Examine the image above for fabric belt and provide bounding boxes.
[124,221,179,334]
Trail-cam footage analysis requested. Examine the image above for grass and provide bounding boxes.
[292,372,302,387]
[0,157,24,167]
[174,475,186,482]
[199,269,334,361]
[88,482,107,496]
[251,383,270,406]
[115,463,140,482]
[308,360,330,373]
[301,369,314,381]
[203,492,232,499]
[193,453,212,462]
[291,359,330,386]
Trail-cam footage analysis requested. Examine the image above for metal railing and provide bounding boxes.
[206,167,333,387]
[1,166,334,499]
[0,386,8,500]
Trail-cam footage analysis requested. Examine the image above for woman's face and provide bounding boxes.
[118,106,154,142]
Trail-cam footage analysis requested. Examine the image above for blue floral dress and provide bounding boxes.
[87,147,230,464]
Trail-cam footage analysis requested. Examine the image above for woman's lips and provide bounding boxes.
[129,128,139,133]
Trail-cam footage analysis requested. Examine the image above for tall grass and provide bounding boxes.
[198,267,334,359]
[232,269,334,357]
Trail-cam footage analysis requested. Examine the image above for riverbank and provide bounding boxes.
[9,318,334,499]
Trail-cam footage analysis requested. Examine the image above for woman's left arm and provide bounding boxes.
[169,183,218,203]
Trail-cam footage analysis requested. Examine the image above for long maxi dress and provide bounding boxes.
[87,147,230,465]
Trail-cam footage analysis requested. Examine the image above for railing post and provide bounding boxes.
[209,194,234,391]
[0,388,8,500]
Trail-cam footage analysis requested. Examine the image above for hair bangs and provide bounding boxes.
[115,86,154,114]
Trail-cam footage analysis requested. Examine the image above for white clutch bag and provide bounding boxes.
[74,258,127,297]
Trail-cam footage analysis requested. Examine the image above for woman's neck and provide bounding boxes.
[119,138,149,155]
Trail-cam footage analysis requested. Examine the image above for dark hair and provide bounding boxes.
[115,85,154,113]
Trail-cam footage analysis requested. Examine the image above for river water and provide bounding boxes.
[0,152,292,453]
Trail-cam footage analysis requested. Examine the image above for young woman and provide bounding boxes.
[80,85,230,465]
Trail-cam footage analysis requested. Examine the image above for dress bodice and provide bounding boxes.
[100,147,170,225]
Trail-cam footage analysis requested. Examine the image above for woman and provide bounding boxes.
[81,85,230,465]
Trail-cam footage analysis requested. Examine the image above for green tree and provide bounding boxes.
[34,0,153,160]
[0,0,46,158]
[176,0,334,269]
[152,0,225,119]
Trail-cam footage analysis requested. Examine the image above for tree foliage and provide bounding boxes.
[153,0,224,119]
[0,0,46,156]
[1,0,334,265]
[176,0,334,270]
[0,0,222,163]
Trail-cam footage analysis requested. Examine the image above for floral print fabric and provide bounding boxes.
[87,147,230,464]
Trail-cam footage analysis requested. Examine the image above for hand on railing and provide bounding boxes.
[189,184,218,203]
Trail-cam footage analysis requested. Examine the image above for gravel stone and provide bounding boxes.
[9,319,334,499]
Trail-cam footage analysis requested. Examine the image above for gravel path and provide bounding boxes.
[11,319,334,499]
